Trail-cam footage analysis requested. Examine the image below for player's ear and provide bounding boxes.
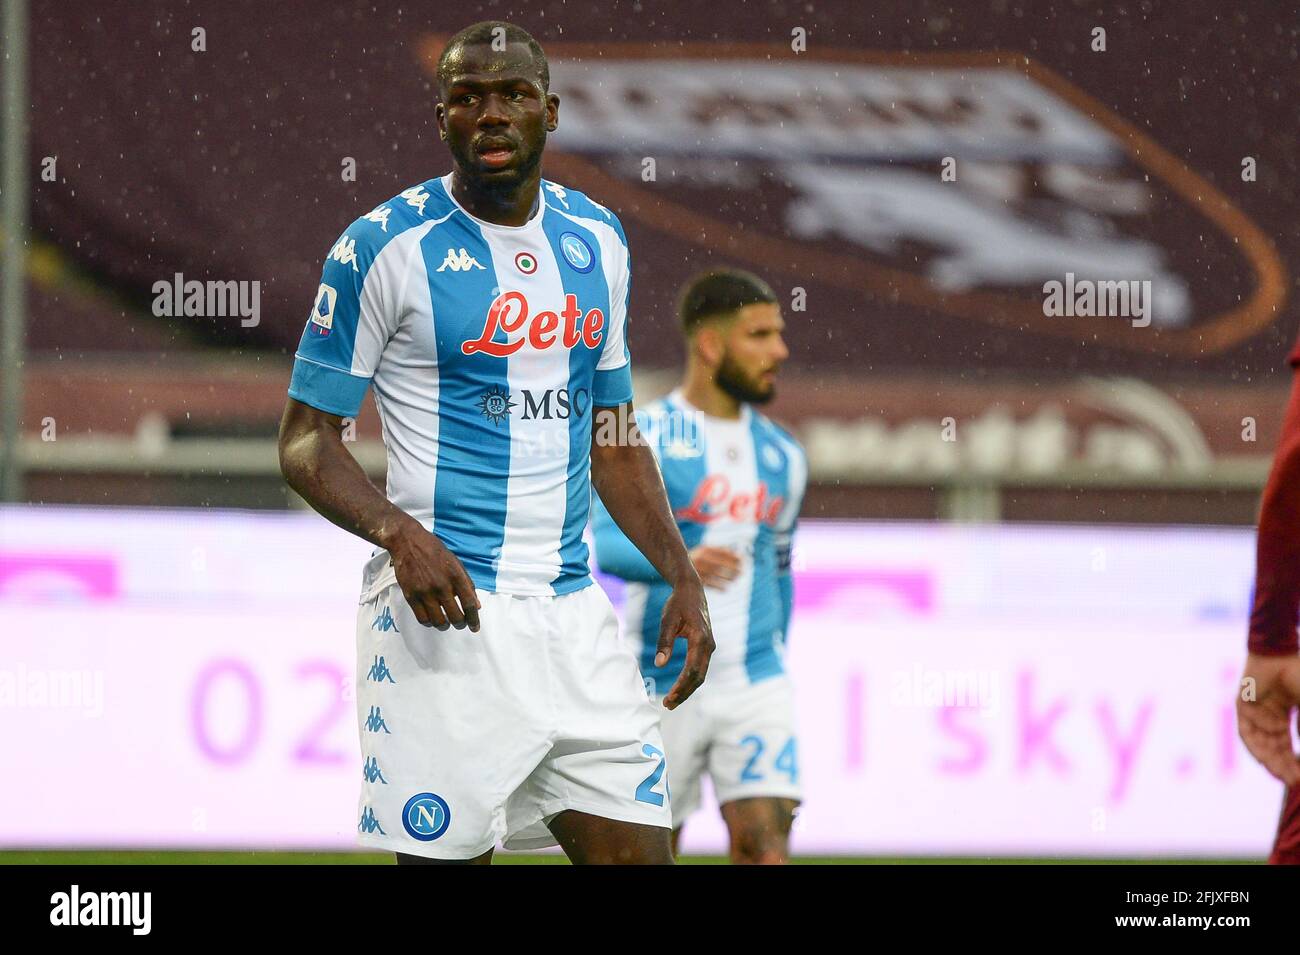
[695,326,724,369]
[545,92,559,132]
[435,102,448,141]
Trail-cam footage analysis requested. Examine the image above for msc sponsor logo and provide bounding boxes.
[477,384,516,426]
[477,387,592,424]
[522,387,591,420]
[462,291,604,358]
[402,792,452,841]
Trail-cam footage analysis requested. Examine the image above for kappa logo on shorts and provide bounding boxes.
[358,806,386,835]
[364,705,391,734]
[366,655,396,683]
[371,606,400,632]
[362,756,388,784]
[402,792,452,842]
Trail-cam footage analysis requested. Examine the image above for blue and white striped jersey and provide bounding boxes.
[289,174,633,596]
[592,390,808,689]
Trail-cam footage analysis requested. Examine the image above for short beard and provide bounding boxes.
[715,354,775,405]
[452,131,545,196]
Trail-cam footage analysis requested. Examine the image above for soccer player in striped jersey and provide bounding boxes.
[277,21,713,865]
[592,270,807,864]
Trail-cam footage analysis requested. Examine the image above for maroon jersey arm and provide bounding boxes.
[1248,359,1300,655]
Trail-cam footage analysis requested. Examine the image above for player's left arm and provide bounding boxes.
[591,406,713,709]
[774,434,809,639]
[588,220,712,709]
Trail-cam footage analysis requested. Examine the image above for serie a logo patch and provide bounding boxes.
[309,283,337,336]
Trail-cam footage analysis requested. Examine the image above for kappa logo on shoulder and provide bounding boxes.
[663,438,703,460]
[362,205,392,232]
[436,248,486,273]
[327,235,360,273]
[400,185,431,216]
[544,181,570,209]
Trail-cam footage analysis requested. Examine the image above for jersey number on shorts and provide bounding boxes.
[635,743,669,807]
[740,735,799,784]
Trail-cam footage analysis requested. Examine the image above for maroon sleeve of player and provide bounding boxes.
[1248,366,1300,655]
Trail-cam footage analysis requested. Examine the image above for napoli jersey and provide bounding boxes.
[289,174,633,596]
[592,390,808,689]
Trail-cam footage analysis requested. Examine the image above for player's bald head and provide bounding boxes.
[436,21,550,96]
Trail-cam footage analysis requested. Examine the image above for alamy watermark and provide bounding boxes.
[152,272,260,327]
[890,665,1001,713]
[0,665,104,718]
[1042,272,1152,328]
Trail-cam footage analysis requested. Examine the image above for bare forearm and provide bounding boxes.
[591,420,697,587]
[279,421,415,552]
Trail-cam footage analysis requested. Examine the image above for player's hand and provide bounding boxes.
[689,545,742,589]
[1237,652,1300,785]
[388,519,481,633]
[655,575,714,710]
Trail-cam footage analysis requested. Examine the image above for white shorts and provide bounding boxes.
[658,674,802,829]
[354,553,671,859]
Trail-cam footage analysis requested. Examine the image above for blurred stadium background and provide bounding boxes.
[1,1,1296,863]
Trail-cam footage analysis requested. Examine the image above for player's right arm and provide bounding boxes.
[279,221,480,633]
[278,400,479,632]
[1239,363,1300,784]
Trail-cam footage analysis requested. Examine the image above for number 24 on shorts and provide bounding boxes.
[740,736,799,783]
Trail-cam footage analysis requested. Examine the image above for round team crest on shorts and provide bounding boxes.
[402,792,451,841]
[559,232,595,273]
[514,251,537,274]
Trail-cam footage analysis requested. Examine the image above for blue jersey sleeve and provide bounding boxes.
[777,536,795,638]
[288,219,396,417]
[592,214,633,407]
[773,431,807,641]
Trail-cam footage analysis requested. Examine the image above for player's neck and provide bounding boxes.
[448,169,540,227]
[679,375,743,421]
